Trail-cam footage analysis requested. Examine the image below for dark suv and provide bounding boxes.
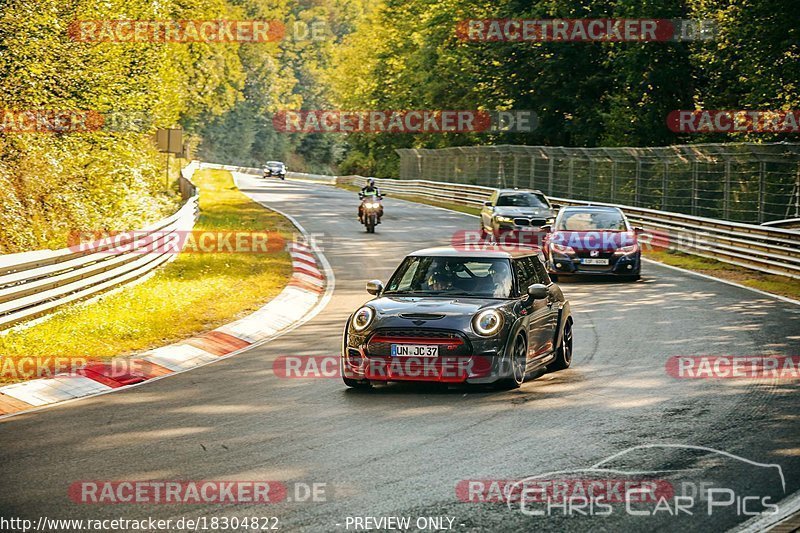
[480,189,556,241]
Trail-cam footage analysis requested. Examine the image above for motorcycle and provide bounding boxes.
[359,193,383,233]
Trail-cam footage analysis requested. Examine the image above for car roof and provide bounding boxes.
[408,246,540,259]
[560,205,623,213]
[496,188,545,195]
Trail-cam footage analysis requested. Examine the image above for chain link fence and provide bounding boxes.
[396,143,800,224]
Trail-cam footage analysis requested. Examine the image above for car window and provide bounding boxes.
[513,258,536,294]
[385,256,513,298]
[496,192,549,208]
[531,254,551,285]
[557,209,627,231]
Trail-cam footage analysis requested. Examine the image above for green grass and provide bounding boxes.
[644,250,800,300]
[340,184,799,301]
[0,169,294,378]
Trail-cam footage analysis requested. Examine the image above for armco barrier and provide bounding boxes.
[0,162,200,330]
[338,176,800,280]
[188,163,800,279]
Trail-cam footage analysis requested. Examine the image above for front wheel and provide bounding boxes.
[495,335,527,389]
[549,319,573,372]
[365,214,376,233]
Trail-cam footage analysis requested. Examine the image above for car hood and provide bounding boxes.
[493,206,553,218]
[370,296,501,317]
[549,230,638,252]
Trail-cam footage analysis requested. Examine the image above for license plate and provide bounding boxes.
[391,344,439,357]
[581,258,609,265]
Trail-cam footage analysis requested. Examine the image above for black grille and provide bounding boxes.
[366,328,472,357]
[514,218,547,227]
[398,313,445,320]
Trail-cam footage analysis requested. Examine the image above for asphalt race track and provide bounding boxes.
[1,173,799,532]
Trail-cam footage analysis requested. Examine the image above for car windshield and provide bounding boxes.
[496,192,549,208]
[556,209,628,231]
[266,161,284,167]
[385,256,513,298]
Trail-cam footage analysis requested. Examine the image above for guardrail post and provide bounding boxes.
[568,158,574,198]
[662,161,669,211]
[529,155,536,189]
[723,160,731,219]
[691,161,698,216]
[611,161,618,203]
[548,157,554,195]
[635,158,642,206]
[513,155,519,188]
[589,159,595,201]
[758,161,766,224]
[795,162,800,217]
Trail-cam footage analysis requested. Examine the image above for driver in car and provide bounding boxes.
[488,261,512,297]
[427,270,453,292]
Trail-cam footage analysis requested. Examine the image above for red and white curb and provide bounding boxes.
[0,240,333,419]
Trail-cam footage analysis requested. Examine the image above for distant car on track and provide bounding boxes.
[544,205,642,281]
[479,189,556,241]
[341,246,573,389]
[263,161,286,179]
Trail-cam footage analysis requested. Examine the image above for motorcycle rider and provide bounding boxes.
[358,178,384,223]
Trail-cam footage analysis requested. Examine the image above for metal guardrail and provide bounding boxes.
[0,162,201,330]
[339,175,800,280]
[397,143,800,225]
[762,218,800,229]
[174,162,800,279]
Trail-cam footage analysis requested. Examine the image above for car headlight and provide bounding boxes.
[545,217,555,225]
[352,306,374,332]
[472,309,503,337]
[495,216,515,224]
[615,244,639,255]
[550,243,575,255]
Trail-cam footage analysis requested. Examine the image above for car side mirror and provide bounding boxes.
[483,201,493,207]
[551,203,562,210]
[527,283,549,300]
[366,280,384,296]
[633,226,645,234]
[539,225,552,233]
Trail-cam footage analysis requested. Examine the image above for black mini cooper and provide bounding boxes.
[341,247,573,388]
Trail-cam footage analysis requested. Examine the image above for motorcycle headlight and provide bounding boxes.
[472,309,503,337]
[550,243,575,255]
[615,244,639,255]
[352,306,374,332]
[368,202,380,208]
[495,216,515,224]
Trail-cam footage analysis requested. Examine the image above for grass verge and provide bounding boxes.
[0,169,294,381]
[341,184,799,301]
[643,250,800,300]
